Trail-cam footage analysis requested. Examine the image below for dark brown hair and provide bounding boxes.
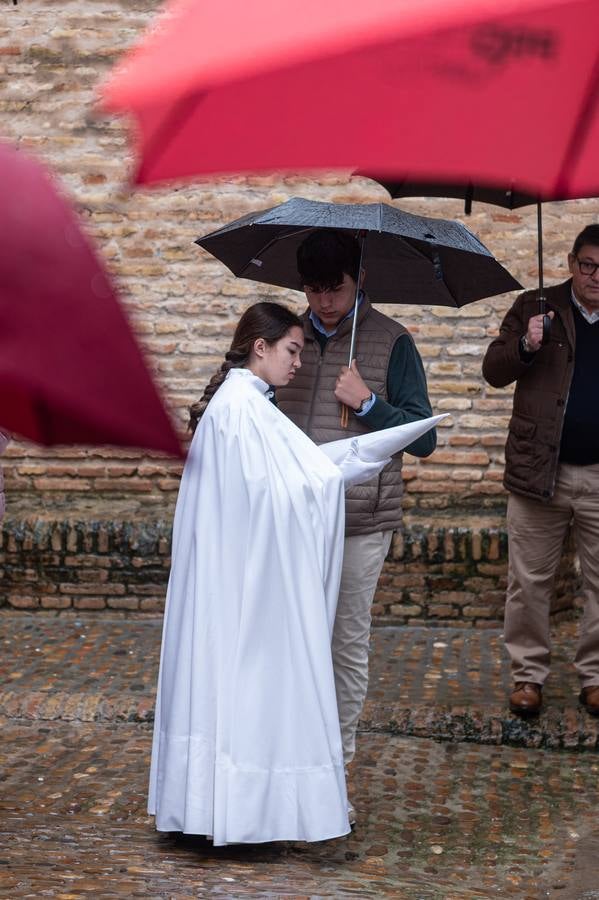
[297,229,361,290]
[188,301,302,432]
[572,224,599,256]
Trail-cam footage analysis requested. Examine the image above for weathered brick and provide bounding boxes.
[59,583,125,596]
[139,597,165,612]
[463,605,498,618]
[41,595,72,609]
[107,596,140,610]
[0,0,592,625]
[74,597,107,610]
[428,604,457,618]
[424,451,490,466]
[33,478,92,491]
[390,604,422,616]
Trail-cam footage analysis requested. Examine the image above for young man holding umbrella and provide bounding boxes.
[276,229,436,821]
[483,224,599,718]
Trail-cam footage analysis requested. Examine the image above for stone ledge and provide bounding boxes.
[359,702,599,752]
[0,516,581,623]
[2,690,597,752]
[0,690,155,724]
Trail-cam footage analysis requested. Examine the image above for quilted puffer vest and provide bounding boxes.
[277,298,407,536]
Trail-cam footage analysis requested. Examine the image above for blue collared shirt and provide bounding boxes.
[308,292,376,416]
[308,291,364,337]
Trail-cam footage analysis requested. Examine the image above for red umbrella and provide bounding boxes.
[100,0,599,197]
[0,141,182,456]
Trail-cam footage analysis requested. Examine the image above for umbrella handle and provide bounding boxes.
[538,292,551,345]
[537,201,551,345]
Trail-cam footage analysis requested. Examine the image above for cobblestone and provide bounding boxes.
[1,612,597,750]
[2,610,599,896]
[1,722,599,898]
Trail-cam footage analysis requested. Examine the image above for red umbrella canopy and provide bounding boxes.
[100,0,599,198]
[0,141,182,456]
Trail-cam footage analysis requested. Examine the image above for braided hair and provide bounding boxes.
[188,301,302,432]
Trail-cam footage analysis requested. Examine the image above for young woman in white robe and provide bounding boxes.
[148,302,354,846]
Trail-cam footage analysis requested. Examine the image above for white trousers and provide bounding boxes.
[332,530,393,765]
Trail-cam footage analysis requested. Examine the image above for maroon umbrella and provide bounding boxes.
[0,141,181,456]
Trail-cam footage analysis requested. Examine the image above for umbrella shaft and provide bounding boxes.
[537,200,545,312]
[348,233,366,364]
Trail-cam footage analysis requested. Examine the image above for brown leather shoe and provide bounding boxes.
[509,682,542,716]
[579,685,599,716]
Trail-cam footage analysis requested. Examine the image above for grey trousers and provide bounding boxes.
[504,462,599,687]
[332,530,393,765]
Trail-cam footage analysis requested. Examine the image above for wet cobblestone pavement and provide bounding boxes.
[2,721,599,898]
[1,612,598,750]
[2,611,599,898]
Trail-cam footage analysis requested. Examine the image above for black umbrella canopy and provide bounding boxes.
[355,175,562,336]
[196,198,521,308]
[360,177,538,213]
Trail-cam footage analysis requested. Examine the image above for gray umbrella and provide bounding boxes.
[196,197,521,306]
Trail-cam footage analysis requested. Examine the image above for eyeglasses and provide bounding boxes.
[575,257,599,276]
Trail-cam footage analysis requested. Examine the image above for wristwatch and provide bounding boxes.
[356,393,373,413]
[520,334,535,355]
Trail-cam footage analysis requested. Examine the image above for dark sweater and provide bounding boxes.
[559,305,599,465]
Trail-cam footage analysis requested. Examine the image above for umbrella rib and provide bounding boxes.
[407,239,461,305]
[236,226,314,277]
[135,91,201,184]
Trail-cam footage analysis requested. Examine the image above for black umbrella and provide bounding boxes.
[357,176,562,341]
[196,197,521,361]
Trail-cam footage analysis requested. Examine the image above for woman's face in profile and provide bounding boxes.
[258,325,304,386]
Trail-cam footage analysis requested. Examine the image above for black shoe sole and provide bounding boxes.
[509,704,541,717]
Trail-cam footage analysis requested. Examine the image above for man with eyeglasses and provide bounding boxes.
[483,224,599,718]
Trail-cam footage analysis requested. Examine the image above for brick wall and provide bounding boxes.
[0,2,593,617]
[0,517,581,625]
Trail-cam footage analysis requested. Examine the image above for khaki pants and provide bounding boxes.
[504,462,599,687]
[332,530,393,765]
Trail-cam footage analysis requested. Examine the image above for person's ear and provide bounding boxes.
[567,253,575,275]
[253,337,267,358]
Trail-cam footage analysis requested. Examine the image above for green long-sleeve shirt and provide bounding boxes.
[313,330,436,458]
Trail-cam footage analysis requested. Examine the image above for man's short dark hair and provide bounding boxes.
[572,224,599,256]
[297,229,361,290]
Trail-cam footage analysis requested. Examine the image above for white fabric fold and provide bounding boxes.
[336,443,391,487]
[320,414,448,469]
[148,367,350,845]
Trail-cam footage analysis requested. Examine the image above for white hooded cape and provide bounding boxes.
[148,368,350,845]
